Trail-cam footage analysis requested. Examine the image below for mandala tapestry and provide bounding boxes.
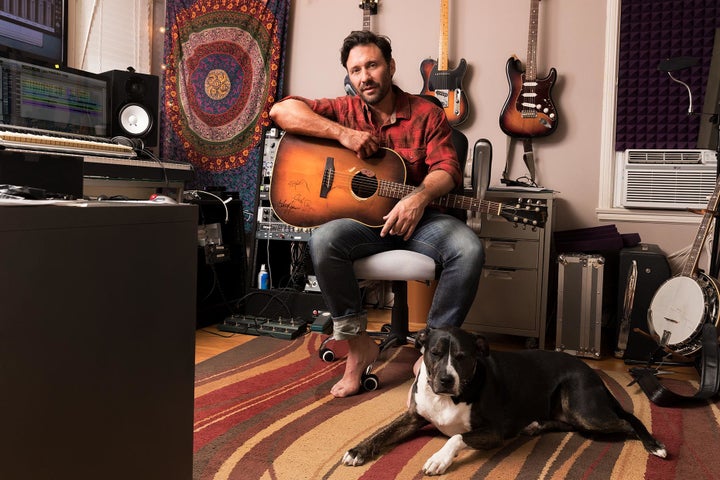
[162,0,289,227]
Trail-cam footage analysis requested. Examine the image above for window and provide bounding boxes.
[69,0,152,74]
[598,0,720,224]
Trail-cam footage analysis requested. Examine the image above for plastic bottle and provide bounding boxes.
[258,264,269,290]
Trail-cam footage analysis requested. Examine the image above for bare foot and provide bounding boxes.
[331,334,379,398]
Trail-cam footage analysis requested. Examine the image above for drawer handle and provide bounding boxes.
[483,270,515,280]
[486,240,517,252]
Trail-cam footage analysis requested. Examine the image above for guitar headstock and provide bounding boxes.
[359,0,378,15]
[499,198,547,229]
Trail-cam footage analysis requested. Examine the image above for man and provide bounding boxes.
[269,31,483,398]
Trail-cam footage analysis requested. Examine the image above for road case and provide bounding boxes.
[556,253,604,359]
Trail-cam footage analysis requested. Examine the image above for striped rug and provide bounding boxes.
[193,334,720,480]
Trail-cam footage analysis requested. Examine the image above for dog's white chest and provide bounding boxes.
[414,368,472,437]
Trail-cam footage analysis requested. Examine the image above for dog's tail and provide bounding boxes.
[606,386,668,458]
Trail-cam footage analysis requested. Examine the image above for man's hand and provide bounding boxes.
[380,170,456,240]
[338,129,379,159]
[381,194,426,240]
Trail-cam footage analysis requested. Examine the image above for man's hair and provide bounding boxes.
[340,30,392,68]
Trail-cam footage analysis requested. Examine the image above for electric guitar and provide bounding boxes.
[269,133,547,229]
[647,177,720,357]
[344,0,379,96]
[418,0,469,126]
[499,0,558,138]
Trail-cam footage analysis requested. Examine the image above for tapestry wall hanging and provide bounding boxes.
[162,0,290,228]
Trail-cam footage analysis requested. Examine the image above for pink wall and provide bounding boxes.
[281,0,698,256]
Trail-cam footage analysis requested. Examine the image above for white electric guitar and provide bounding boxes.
[647,179,720,356]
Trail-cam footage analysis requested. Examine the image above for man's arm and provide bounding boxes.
[269,99,378,158]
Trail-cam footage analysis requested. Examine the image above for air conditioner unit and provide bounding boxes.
[615,149,717,209]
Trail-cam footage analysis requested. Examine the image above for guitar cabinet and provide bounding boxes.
[617,243,671,362]
[463,190,555,349]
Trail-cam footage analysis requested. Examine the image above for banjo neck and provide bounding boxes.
[682,177,720,278]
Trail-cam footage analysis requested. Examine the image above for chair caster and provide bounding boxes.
[380,324,392,333]
[361,373,379,392]
[319,348,336,362]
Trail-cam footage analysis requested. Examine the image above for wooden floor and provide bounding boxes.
[194,308,699,384]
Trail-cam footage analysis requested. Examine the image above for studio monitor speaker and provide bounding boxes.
[101,68,159,148]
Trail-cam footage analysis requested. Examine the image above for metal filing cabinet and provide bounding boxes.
[463,189,555,349]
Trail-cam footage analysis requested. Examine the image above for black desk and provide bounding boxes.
[0,203,197,480]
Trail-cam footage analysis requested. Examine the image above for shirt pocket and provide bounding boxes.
[393,147,427,184]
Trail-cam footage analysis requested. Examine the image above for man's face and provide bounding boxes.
[346,44,395,106]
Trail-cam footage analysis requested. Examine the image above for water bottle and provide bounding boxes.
[258,264,269,290]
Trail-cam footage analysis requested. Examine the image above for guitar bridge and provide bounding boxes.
[320,156,334,198]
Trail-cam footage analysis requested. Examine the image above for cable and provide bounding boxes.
[186,189,230,223]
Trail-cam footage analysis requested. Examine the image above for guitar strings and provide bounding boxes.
[324,168,503,211]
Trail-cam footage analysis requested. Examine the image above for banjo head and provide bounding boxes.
[648,276,707,351]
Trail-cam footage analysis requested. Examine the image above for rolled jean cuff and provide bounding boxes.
[332,311,368,341]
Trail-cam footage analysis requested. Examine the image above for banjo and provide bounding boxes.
[647,178,720,357]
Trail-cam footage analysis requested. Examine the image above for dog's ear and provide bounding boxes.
[475,334,490,357]
[415,328,431,348]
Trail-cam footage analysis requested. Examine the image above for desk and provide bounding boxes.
[0,203,197,480]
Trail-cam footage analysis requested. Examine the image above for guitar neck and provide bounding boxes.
[438,0,449,70]
[378,181,503,216]
[360,1,378,31]
[526,0,540,81]
[682,181,720,277]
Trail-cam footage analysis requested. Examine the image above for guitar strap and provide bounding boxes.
[501,137,537,186]
[522,138,536,184]
[629,323,720,406]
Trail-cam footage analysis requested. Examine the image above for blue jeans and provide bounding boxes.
[308,210,484,340]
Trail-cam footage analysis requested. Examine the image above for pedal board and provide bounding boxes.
[310,310,332,334]
[218,314,309,340]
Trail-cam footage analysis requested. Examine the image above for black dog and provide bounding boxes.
[342,326,667,475]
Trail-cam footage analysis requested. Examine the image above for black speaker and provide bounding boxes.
[617,243,672,362]
[101,69,159,148]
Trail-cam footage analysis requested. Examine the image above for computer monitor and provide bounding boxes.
[0,0,67,68]
[0,56,108,136]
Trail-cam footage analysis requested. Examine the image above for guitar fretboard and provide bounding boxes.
[438,0,449,70]
[378,180,503,217]
[526,0,540,82]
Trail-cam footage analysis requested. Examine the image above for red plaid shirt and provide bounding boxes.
[283,86,461,188]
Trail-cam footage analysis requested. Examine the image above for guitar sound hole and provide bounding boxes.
[351,172,378,199]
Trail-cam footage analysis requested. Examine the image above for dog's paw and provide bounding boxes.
[422,451,454,476]
[521,421,541,436]
[341,449,366,467]
[650,442,668,459]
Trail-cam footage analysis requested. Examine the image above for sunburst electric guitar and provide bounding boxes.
[499,0,558,138]
[418,0,469,126]
[269,133,547,229]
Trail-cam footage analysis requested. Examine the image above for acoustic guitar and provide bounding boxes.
[647,176,720,357]
[269,133,547,229]
[418,0,469,126]
[344,0,379,96]
[499,0,558,138]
